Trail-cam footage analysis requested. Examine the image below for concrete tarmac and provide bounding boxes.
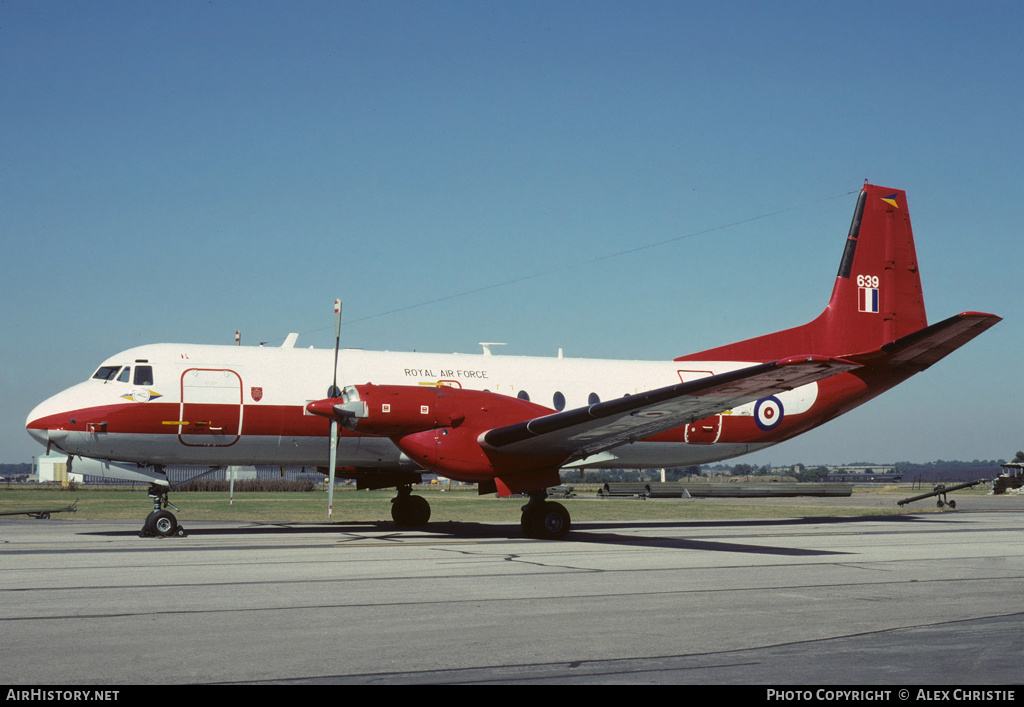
[2,500,1023,686]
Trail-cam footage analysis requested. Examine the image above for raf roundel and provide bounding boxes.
[754,396,784,431]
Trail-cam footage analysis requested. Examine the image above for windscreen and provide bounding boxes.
[92,366,121,381]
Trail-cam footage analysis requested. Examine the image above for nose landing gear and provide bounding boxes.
[140,484,188,538]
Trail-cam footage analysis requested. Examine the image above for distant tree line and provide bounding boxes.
[573,464,830,484]
[577,467,703,484]
[0,463,32,480]
[570,455,1022,485]
[894,458,1009,469]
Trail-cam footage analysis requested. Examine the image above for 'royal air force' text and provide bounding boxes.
[403,368,488,380]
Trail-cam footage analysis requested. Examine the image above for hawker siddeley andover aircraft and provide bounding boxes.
[26,184,1001,539]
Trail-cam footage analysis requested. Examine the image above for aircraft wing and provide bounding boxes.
[481,355,860,461]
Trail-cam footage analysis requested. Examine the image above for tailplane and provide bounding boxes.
[678,183,930,362]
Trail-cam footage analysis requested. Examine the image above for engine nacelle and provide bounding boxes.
[306,384,447,436]
[307,383,571,488]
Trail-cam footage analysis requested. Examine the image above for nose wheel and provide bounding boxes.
[140,484,188,538]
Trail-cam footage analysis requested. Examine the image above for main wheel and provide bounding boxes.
[391,495,431,527]
[527,501,571,540]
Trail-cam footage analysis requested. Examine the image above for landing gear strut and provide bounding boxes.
[391,485,431,527]
[521,490,571,540]
[140,484,187,538]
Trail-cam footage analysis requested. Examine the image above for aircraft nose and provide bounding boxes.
[26,398,69,449]
[26,425,49,447]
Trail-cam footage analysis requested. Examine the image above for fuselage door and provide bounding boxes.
[179,368,243,447]
[684,414,722,444]
[678,369,721,444]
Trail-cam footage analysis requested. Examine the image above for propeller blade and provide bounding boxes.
[328,299,342,519]
[328,419,338,520]
[329,299,342,398]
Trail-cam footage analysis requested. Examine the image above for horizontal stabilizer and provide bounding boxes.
[481,355,860,461]
[848,312,1001,372]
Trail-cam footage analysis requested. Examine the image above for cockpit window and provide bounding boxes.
[117,367,131,383]
[92,366,121,381]
[134,365,154,386]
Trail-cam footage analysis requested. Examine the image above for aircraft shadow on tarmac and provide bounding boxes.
[77,514,944,556]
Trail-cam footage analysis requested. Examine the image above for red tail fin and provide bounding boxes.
[677,184,928,362]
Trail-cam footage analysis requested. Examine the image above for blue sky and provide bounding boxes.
[2,0,1021,466]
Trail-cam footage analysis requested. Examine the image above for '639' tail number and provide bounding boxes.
[857,275,879,288]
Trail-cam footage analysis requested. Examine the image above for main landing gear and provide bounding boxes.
[140,484,188,538]
[389,486,570,539]
[391,485,431,527]
[520,490,571,540]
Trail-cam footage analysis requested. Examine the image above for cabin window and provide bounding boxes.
[117,367,131,383]
[588,393,601,405]
[553,391,566,411]
[134,365,154,386]
[517,390,530,402]
[92,366,120,381]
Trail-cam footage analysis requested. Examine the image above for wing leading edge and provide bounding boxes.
[481,355,861,461]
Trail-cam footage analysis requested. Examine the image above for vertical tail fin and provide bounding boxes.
[827,184,928,352]
[677,184,928,362]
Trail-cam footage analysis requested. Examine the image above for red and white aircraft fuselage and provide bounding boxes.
[26,184,1001,538]
[26,345,821,470]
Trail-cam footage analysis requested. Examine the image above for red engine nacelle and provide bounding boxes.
[306,384,569,487]
[306,384,455,436]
